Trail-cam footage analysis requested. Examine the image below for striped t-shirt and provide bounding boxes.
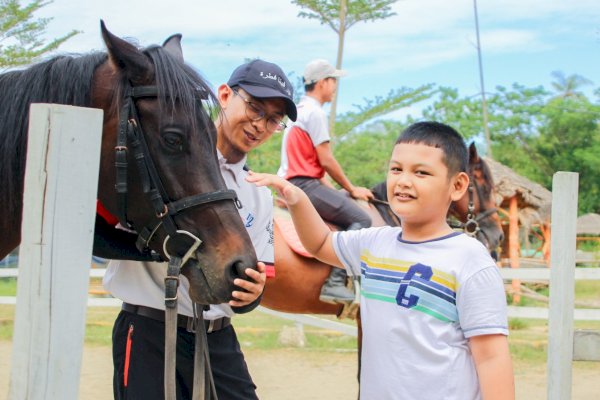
[333,226,508,400]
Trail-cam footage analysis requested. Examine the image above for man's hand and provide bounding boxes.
[350,186,375,202]
[229,261,267,307]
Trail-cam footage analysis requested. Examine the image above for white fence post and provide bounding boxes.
[547,172,579,400]
[8,104,103,400]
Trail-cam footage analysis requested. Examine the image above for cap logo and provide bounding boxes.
[260,71,288,89]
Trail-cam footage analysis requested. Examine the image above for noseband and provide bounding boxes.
[113,83,241,263]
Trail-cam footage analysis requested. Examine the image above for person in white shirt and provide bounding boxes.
[278,59,374,303]
[104,59,297,400]
[250,121,514,400]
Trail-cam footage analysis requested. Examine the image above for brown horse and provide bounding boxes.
[0,22,256,304]
[263,142,503,315]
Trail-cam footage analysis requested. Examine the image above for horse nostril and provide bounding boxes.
[498,232,505,244]
[231,260,247,281]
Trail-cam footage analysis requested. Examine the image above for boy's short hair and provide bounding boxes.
[396,121,468,175]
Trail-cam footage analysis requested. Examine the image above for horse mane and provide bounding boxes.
[0,52,107,217]
[0,42,216,220]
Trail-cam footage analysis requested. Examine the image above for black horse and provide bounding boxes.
[0,22,256,304]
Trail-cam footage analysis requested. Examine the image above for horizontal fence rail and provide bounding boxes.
[2,267,600,325]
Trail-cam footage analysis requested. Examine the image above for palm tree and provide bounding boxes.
[551,71,593,98]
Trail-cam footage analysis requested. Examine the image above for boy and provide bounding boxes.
[249,121,514,400]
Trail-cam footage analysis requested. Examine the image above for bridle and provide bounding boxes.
[114,82,237,400]
[114,82,241,263]
[449,174,498,247]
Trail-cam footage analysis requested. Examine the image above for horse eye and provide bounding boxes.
[163,132,184,151]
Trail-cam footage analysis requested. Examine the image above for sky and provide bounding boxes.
[35,0,600,120]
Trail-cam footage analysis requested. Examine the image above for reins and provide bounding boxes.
[114,82,233,400]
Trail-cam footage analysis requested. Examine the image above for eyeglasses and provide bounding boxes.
[232,89,287,132]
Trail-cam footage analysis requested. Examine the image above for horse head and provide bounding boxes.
[449,143,504,258]
[93,22,256,304]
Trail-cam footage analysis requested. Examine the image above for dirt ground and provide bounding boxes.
[1,340,599,399]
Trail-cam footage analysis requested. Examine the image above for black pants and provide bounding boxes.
[112,310,257,400]
[289,177,372,230]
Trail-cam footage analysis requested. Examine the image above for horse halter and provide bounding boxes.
[459,178,498,243]
[113,82,241,263]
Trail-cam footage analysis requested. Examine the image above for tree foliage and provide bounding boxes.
[334,83,435,137]
[291,0,397,32]
[423,77,600,214]
[0,0,79,69]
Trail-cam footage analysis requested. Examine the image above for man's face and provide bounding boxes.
[321,77,338,102]
[217,85,286,161]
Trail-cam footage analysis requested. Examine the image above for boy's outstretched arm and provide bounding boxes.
[470,334,515,400]
[246,172,343,268]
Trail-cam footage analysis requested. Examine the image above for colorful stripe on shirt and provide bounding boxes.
[360,250,459,323]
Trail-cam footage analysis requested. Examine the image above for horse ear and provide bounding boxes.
[468,142,480,163]
[100,20,154,85]
[162,34,184,63]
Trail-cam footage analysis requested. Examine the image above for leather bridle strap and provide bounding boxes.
[113,83,241,256]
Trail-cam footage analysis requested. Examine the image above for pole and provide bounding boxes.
[328,0,347,140]
[473,0,492,157]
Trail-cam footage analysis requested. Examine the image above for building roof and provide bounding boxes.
[484,157,552,226]
[577,213,600,235]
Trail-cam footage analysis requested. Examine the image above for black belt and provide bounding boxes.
[122,302,231,333]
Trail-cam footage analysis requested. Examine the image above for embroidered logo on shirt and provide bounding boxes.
[245,213,255,227]
[266,220,274,245]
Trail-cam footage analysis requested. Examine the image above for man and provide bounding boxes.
[104,59,297,400]
[278,59,373,303]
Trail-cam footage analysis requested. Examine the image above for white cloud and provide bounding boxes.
[30,0,600,117]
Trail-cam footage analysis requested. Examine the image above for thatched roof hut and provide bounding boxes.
[577,213,600,235]
[484,157,552,227]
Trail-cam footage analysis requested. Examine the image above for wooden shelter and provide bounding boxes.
[576,213,600,236]
[484,158,553,302]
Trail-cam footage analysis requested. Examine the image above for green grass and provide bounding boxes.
[0,278,17,296]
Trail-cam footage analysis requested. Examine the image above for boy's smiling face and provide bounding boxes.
[387,142,468,237]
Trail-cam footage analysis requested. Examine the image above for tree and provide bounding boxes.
[0,0,79,69]
[550,70,593,99]
[422,81,600,214]
[334,83,435,137]
[291,0,398,137]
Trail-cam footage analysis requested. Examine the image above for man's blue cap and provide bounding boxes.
[227,59,297,121]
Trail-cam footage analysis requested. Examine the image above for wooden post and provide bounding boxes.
[508,196,520,303]
[547,172,579,400]
[8,104,103,400]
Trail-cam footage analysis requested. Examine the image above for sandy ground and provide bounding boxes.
[1,340,599,399]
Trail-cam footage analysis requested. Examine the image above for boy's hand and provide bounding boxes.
[229,261,266,307]
[246,171,302,205]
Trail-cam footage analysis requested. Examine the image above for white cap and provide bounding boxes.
[303,59,347,85]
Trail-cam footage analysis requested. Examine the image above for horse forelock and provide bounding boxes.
[143,46,217,146]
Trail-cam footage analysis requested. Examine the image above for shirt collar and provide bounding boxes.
[217,149,247,182]
[301,94,321,107]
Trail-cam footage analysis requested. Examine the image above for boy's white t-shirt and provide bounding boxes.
[333,226,508,400]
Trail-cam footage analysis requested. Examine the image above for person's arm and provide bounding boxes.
[246,172,342,267]
[314,142,374,201]
[469,334,515,400]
